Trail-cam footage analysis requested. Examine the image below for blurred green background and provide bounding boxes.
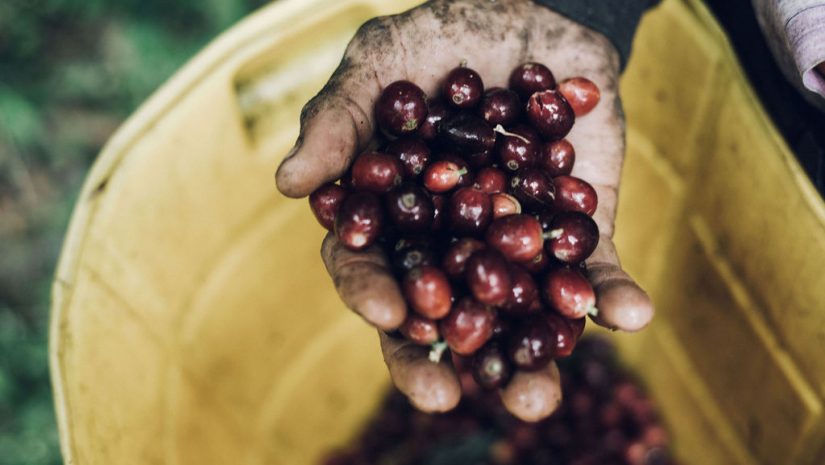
[0,1,268,463]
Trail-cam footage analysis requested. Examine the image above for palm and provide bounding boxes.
[277,0,652,421]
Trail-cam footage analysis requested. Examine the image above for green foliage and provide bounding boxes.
[0,0,269,464]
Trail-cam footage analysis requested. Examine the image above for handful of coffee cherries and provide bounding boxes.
[308,62,602,390]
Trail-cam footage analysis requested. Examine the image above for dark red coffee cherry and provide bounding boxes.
[553,175,598,216]
[545,312,577,358]
[385,184,434,233]
[568,316,586,340]
[403,265,453,319]
[431,194,446,230]
[526,89,575,140]
[392,243,436,275]
[386,137,431,178]
[509,62,556,99]
[542,267,596,319]
[485,214,544,263]
[423,160,466,193]
[440,297,496,355]
[439,113,496,154]
[545,211,599,263]
[351,151,403,193]
[309,182,347,230]
[400,314,440,345]
[539,139,575,177]
[558,77,601,116]
[443,238,487,280]
[508,316,554,371]
[465,249,512,306]
[523,249,550,273]
[474,167,508,194]
[472,342,513,389]
[419,98,451,141]
[443,66,484,109]
[465,149,494,169]
[501,264,540,315]
[375,80,428,136]
[491,193,521,219]
[496,125,540,172]
[479,87,521,126]
[447,187,492,236]
[334,192,384,251]
[510,167,556,210]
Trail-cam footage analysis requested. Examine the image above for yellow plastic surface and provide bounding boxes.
[50,1,825,464]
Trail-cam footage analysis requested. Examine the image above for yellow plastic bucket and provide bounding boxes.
[50,0,825,464]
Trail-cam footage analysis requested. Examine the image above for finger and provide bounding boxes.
[500,363,563,422]
[276,41,380,198]
[321,232,406,330]
[585,237,654,332]
[379,331,461,413]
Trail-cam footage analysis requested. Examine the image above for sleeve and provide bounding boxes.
[784,3,825,97]
[532,0,663,71]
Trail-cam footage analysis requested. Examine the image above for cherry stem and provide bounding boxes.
[543,228,564,240]
[455,167,469,177]
[494,124,530,143]
[587,306,599,317]
[428,340,449,363]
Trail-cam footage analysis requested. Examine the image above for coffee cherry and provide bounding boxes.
[558,77,601,116]
[510,168,556,210]
[472,342,513,389]
[496,125,540,172]
[474,167,508,194]
[545,312,577,358]
[443,66,484,109]
[509,62,556,99]
[465,249,512,305]
[440,297,496,355]
[419,98,451,141]
[399,314,440,345]
[526,89,575,140]
[431,194,446,230]
[334,192,384,251]
[385,184,434,233]
[447,187,492,235]
[500,264,540,315]
[465,149,494,169]
[442,238,487,280]
[386,137,431,178]
[439,113,496,154]
[309,182,347,230]
[508,316,554,371]
[351,152,403,193]
[479,87,521,126]
[438,154,475,188]
[403,265,453,319]
[523,249,550,274]
[545,212,599,263]
[553,175,598,216]
[391,243,436,275]
[539,139,575,177]
[485,214,544,262]
[491,193,521,219]
[568,316,586,340]
[423,160,466,193]
[375,80,428,136]
[542,267,596,319]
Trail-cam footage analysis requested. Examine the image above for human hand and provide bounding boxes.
[276,0,654,422]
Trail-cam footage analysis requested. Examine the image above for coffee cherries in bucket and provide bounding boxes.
[306,62,603,395]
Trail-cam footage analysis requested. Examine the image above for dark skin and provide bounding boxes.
[276,0,654,422]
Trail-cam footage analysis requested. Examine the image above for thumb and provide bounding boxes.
[275,62,376,198]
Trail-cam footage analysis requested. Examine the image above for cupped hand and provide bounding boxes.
[276,0,654,422]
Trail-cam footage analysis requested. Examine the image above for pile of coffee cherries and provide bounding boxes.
[309,62,603,389]
[322,337,678,465]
